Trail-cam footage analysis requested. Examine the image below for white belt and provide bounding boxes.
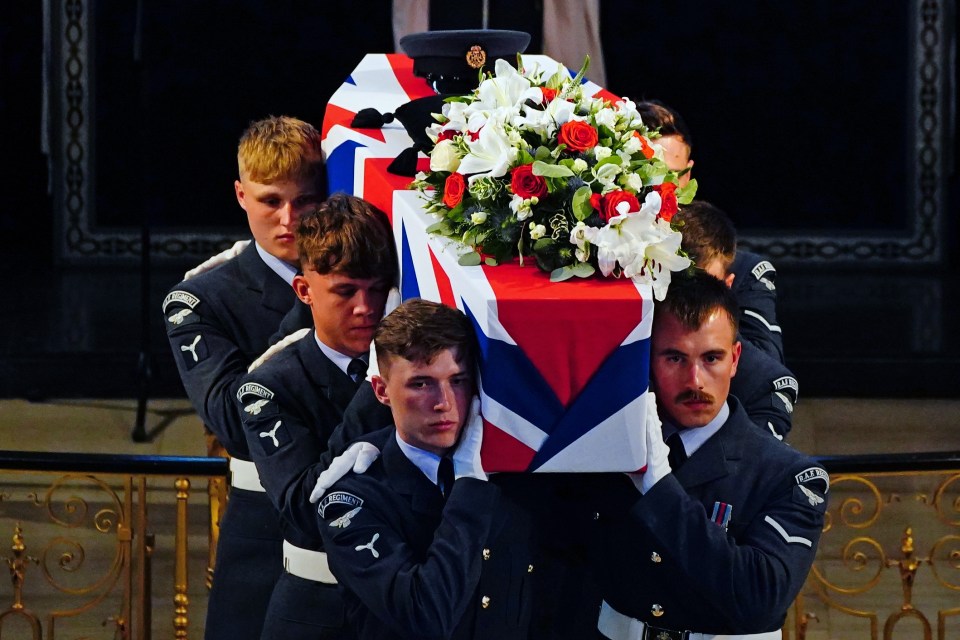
[282,540,338,584]
[229,457,265,492]
[598,601,781,640]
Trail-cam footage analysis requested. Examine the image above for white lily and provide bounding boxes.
[458,121,518,183]
[475,59,540,111]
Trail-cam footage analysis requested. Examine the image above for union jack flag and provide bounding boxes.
[324,54,651,472]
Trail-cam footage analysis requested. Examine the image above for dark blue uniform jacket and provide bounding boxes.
[318,432,535,640]
[592,398,828,634]
[163,243,300,456]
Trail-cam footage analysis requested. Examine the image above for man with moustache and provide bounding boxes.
[592,271,827,638]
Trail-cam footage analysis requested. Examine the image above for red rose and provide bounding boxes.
[597,190,640,222]
[510,164,548,199]
[436,129,457,142]
[540,87,558,103]
[653,183,678,221]
[634,131,655,159]
[443,173,466,208]
[557,121,598,152]
[590,193,602,212]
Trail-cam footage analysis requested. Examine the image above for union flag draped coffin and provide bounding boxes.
[323,53,651,472]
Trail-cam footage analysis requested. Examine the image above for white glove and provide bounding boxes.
[452,397,486,481]
[184,240,250,280]
[309,442,381,502]
[248,328,310,373]
[629,391,670,494]
[366,287,402,381]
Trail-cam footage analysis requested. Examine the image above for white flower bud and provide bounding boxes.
[471,210,488,225]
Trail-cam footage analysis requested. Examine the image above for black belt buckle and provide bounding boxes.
[642,624,689,640]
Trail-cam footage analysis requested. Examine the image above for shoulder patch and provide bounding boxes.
[236,382,275,402]
[774,391,795,414]
[163,290,200,312]
[751,260,776,282]
[773,376,799,401]
[318,491,364,519]
[166,308,199,327]
[255,418,291,454]
[795,466,830,493]
[243,398,276,417]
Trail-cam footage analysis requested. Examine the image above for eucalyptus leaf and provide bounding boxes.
[425,221,449,234]
[484,257,499,266]
[550,266,576,282]
[571,262,596,278]
[533,160,574,178]
[535,146,552,161]
[533,238,555,251]
[572,185,594,221]
[458,251,483,267]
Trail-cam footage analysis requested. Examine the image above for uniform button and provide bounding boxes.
[482,548,491,560]
[650,551,662,563]
[651,603,664,617]
[481,596,491,609]
[527,564,534,573]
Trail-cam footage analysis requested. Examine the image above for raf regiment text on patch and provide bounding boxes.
[163,290,200,312]
[236,382,275,402]
[318,492,364,518]
[751,261,775,281]
[773,376,799,396]
[795,466,830,492]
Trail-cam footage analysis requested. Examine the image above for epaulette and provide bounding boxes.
[183,240,251,280]
[247,328,310,372]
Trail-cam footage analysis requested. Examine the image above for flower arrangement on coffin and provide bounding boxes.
[412,56,698,300]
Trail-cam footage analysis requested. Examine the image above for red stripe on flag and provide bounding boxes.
[361,158,429,221]
[591,87,622,105]
[386,54,436,102]
[481,261,644,407]
[322,104,386,143]
[429,246,457,309]
[480,420,537,472]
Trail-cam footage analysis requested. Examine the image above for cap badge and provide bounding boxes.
[466,44,487,69]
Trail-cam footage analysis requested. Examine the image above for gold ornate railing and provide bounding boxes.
[0,451,227,640]
[787,452,960,640]
[2,449,958,639]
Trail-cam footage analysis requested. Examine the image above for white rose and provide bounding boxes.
[471,210,488,225]
[593,146,612,161]
[572,158,588,173]
[430,140,461,173]
[624,173,644,192]
[529,223,546,240]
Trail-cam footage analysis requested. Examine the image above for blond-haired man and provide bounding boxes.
[163,115,323,640]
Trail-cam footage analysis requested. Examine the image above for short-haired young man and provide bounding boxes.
[316,299,535,640]
[238,195,397,638]
[162,115,323,639]
[638,102,784,365]
[593,271,827,637]
[674,200,796,439]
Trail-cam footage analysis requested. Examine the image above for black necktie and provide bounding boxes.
[437,457,455,499]
[347,357,368,383]
[666,432,687,471]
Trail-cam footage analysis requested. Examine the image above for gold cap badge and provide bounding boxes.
[466,45,487,69]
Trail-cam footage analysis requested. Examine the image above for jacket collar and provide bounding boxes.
[673,397,747,489]
[381,434,446,516]
[237,242,296,313]
[297,334,358,409]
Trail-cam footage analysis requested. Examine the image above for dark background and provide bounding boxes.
[2,0,958,399]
